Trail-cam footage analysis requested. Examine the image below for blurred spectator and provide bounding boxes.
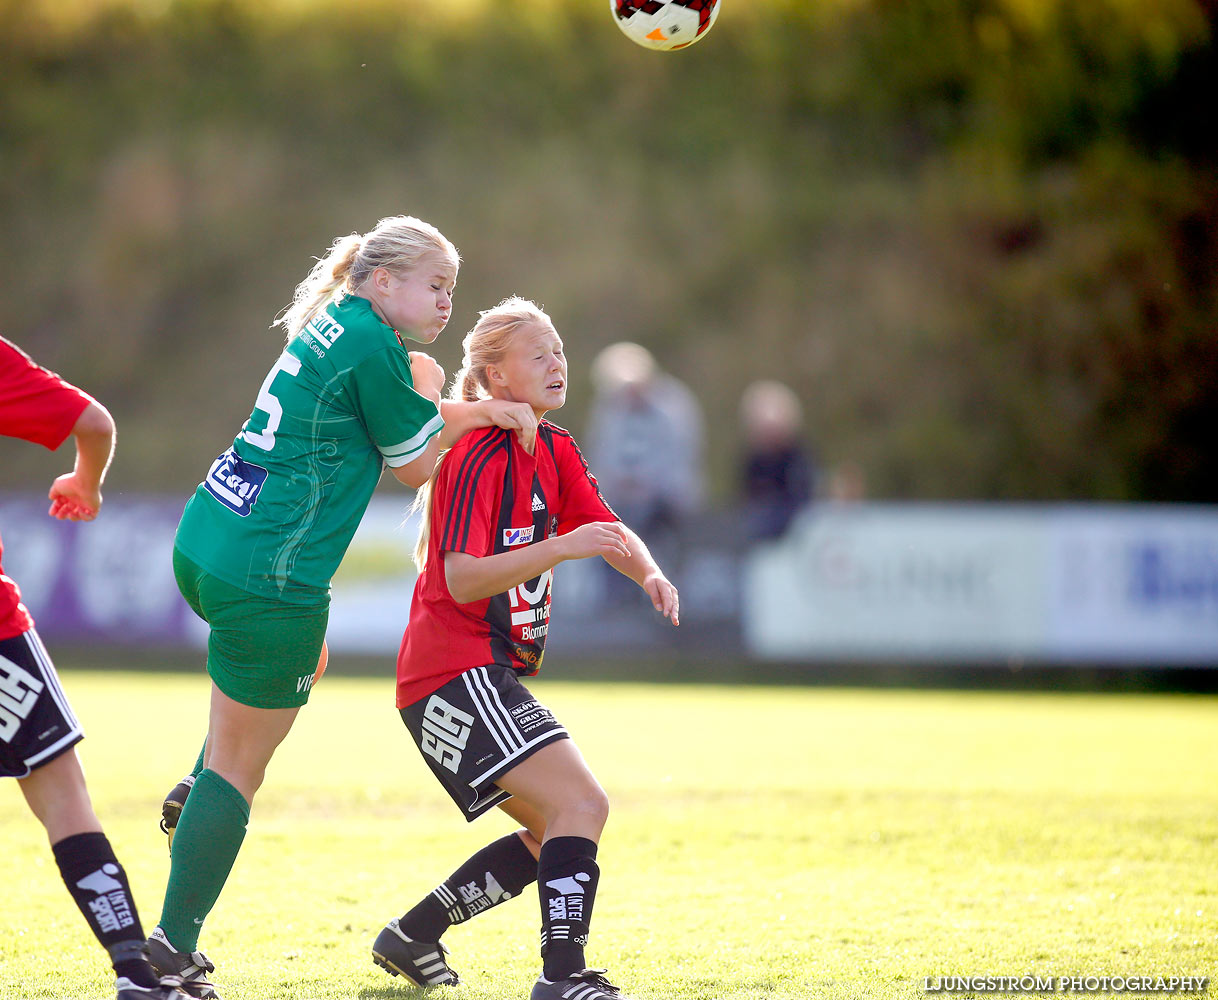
[740,379,815,541]
[585,342,704,534]
[584,343,703,607]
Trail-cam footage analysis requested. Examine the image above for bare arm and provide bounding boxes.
[393,398,541,489]
[48,400,115,522]
[444,521,630,604]
[390,435,443,488]
[603,523,680,625]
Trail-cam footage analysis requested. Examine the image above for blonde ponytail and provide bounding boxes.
[275,233,361,340]
[274,215,460,341]
[411,295,553,571]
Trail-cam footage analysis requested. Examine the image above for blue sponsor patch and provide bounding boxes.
[503,525,535,547]
[203,448,269,517]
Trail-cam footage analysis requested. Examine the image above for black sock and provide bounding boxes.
[52,832,158,987]
[399,832,538,942]
[537,836,599,981]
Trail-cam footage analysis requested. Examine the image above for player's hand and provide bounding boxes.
[643,573,680,627]
[48,473,101,522]
[561,521,631,562]
[409,351,445,402]
[482,399,538,454]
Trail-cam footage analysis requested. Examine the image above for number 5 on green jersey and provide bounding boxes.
[239,351,302,452]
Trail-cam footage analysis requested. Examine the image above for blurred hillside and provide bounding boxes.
[2,0,1216,502]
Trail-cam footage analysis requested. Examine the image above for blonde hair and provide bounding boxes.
[411,296,554,570]
[274,215,460,340]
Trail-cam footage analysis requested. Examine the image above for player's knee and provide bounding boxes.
[567,780,610,830]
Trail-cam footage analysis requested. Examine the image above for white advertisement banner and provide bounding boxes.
[4,489,1214,666]
[744,503,1218,664]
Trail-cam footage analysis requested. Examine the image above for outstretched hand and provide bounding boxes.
[48,472,101,522]
[643,573,680,627]
[483,399,538,454]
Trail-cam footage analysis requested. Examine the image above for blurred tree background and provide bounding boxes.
[1,0,1215,503]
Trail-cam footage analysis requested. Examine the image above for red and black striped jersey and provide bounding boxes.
[0,337,92,639]
[396,420,617,708]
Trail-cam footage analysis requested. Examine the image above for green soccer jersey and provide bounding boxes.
[175,292,444,602]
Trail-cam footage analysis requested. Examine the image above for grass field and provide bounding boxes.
[1,670,1215,999]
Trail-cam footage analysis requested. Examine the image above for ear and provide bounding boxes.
[486,363,508,387]
[369,266,395,294]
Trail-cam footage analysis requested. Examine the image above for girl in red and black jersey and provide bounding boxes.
[0,337,183,1000]
[373,298,679,1000]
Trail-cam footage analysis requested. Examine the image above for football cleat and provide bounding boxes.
[116,976,190,1000]
[146,928,220,1000]
[530,968,632,1000]
[372,918,460,986]
[159,776,195,852]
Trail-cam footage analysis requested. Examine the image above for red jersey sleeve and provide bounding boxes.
[435,429,511,557]
[550,426,618,534]
[0,337,91,450]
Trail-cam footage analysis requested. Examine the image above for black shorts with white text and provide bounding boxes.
[0,629,84,779]
[401,664,568,821]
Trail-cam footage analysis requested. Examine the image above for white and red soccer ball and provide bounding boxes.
[611,0,721,51]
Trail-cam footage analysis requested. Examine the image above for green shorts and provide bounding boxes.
[173,548,329,709]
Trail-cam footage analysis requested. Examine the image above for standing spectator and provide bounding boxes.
[0,336,184,1000]
[585,341,703,542]
[740,379,815,542]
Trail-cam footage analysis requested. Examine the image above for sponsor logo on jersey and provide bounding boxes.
[303,313,345,350]
[531,492,546,512]
[512,644,544,669]
[507,569,552,651]
[203,448,269,517]
[503,526,535,546]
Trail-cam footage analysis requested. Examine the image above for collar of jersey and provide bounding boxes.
[335,292,400,340]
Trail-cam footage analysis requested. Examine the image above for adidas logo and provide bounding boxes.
[531,492,546,512]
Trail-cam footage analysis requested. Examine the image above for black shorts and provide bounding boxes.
[401,664,569,822]
[0,629,84,779]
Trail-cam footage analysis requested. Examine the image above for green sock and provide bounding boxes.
[158,768,249,951]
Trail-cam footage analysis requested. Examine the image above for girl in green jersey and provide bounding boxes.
[147,215,536,1000]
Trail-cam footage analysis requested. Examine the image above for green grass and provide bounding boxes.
[2,671,1215,999]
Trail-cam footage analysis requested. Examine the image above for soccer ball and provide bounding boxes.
[611,0,720,51]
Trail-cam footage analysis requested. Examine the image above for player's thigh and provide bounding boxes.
[205,683,301,801]
[496,738,608,828]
